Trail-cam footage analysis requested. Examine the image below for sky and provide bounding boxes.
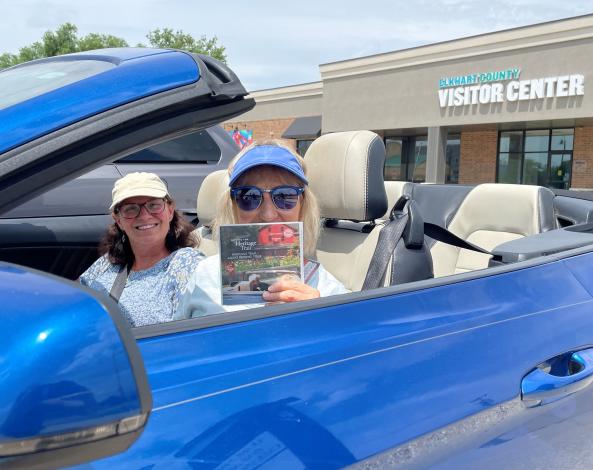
[2,0,593,91]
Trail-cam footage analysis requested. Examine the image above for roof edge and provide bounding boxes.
[248,81,323,102]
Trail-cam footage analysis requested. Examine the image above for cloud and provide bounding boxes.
[1,0,592,90]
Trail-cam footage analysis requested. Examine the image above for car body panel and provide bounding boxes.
[0,49,199,154]
[0,263,141,439]
[83,251,593,468]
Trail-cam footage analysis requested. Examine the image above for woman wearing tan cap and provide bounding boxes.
[80,172,204,327]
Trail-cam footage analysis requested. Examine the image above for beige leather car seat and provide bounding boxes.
[383,181,413,219]
[430,183,557,277]
[193,169,229,256]
[305,130,390,291]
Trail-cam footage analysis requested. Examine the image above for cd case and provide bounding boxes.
[219,222,304,305]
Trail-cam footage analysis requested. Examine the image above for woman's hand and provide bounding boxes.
[262,276,320,303]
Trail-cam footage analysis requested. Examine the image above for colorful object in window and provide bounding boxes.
[230,128,253,149]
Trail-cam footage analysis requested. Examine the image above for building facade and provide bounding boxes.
[224,15,593,189]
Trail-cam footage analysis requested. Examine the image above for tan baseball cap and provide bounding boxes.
[110,172,169,210]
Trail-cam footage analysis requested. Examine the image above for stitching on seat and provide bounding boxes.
[536,188,543,232]
[343,133,362,221]
[341,137,352,219]
[363,135,373,220]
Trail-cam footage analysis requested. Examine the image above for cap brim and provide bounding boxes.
[229,160,308,186]
[110,188,168,210]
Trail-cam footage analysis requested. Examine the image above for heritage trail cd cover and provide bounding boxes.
[218,222,304,305]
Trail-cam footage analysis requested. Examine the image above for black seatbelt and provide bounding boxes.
[362,198,410,291]
[109,264,130,303]
[424,222,499,257]
[363,199,504,291]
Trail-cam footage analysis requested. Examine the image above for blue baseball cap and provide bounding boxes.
[229,145,308,186]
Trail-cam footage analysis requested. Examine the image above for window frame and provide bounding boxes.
[496,128,574,189]
[114,128,222,164]
[383,134,460,183]
[296,139,315,157]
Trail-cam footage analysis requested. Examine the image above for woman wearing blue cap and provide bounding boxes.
[177,141,347,317]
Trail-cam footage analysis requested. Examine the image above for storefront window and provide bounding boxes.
[550,153,572,188]
[523,152,548,185]
[446,135,460,184]
[411,137,427,182]
[384,135,459,183]
[384,138,404,180]
[296,139,314,157]
[497,129,573,189]
[524,130,549,152]
[499,131,523,153]
[551,129,573,151]
[383,136,427,182]
[498,153,522,184]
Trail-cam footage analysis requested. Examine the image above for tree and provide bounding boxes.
[143,28,226,63]
[0,23,225,69]
[77,33,128,52]
[0,23,129,69]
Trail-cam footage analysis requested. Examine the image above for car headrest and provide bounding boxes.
[196,170,229,227]
[305,131,388,221]
[448,183,557,238]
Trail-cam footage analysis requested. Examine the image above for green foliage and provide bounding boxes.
[77,33,128,51]
[143,28,227,63]
[1,23,225,69]
[0,23,129,69]
[234,255,300,272]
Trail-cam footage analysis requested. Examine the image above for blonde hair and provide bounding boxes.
[212,140,320,257]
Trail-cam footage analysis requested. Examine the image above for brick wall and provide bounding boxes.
[223,118,297,150]
[571,127,593,189]
[459,129,498,184]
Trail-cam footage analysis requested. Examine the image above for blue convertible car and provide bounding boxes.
[3,48,593,469]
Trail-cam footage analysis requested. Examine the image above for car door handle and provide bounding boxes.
[521,348,593,408]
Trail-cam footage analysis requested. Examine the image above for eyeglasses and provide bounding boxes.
[230,185,304,211]
[116,198,167,219]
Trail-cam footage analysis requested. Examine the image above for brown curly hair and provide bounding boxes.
[100,197,197,266]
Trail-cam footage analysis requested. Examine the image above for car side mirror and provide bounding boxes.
[0,272,151,468]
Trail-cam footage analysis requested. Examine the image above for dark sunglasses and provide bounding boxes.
[115,198,167,219]
[230,185,305,211]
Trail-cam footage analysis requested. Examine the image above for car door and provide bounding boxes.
[0,164,121,278]
[82,247,593,468]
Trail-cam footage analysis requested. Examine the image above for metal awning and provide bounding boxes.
[282,115,321,139]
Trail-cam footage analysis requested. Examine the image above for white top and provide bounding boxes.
[80,248,204,327]
[176,255,349,318]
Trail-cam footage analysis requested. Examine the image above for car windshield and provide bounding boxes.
[0,59,115,110]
